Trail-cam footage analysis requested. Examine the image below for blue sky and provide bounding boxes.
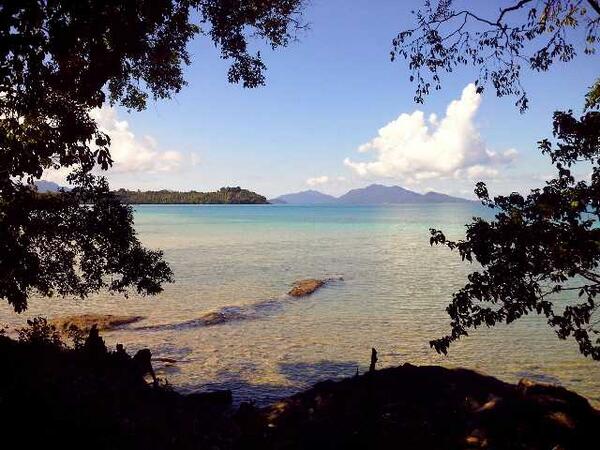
[94,0,599,199]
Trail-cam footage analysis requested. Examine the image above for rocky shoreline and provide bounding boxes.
[1,325,597,450]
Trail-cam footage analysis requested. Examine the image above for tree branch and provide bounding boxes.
[587,0,600,16]
[497,0,535,24]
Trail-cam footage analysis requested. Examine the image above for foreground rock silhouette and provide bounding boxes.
[1,327,597,450]
[253,364,599,449]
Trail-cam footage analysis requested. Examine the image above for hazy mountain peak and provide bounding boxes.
[272,184,472,205]
[34,180,64,192]
[271,190,337,205]
[337,184,423,204]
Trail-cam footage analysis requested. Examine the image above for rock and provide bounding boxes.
[187,390,233,407]
[288,279,326,297]
[199,311,235,326]
[257,365,600,449]
[153,357,178,364]
[288,277,343,297]
[50,314,145,332]
[289,279,325,297]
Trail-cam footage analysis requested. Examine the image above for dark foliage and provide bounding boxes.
[0,323,235,450]
[1,172,173,312]
[17,317,63,347]
[116,186,269,204]
[430,109,600,359]
[393,0,600,111]
[0,1,305,311]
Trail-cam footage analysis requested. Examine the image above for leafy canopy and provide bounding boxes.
[430,110,600,360]
[396,1,600,359]
[0,0,305,312]
[393,0,599,111]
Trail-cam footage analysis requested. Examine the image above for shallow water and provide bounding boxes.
[2,204,598,406]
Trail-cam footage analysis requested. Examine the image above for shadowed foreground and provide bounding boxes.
[251,365,599,449]
[1,332,597,450]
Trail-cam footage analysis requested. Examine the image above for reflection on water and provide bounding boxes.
[1,204,598,406]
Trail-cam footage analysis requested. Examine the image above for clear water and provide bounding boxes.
[1,204,598,406]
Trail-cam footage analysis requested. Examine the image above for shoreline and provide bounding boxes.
[2,330,598,449]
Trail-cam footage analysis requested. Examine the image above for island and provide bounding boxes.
[114,186,269,204]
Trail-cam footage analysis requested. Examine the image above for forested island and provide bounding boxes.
[115,187,268,204]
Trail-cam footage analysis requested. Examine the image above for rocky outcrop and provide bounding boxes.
[2,326,598,450]
[288,277,343,297]
[288,279,325,297]
[254,364,600,450]
[50,314,145,332]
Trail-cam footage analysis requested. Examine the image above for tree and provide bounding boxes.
[393,0,599,111]
[395,1,600,359]
[430,109,600,360]
[0,0,306,312]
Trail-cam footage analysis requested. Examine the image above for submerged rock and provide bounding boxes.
[199,310,240,326]
[50,314,145,332]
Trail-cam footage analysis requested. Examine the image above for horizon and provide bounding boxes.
[38,179,476,201]
[40,0,598,200]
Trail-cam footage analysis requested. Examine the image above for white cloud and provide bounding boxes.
[190,152,201,167]
[41,107,184,185]
[344,84,517,184]
[91,107,183,174]
[306,175,330,187]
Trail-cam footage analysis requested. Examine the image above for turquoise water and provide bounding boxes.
[2,204,598,405]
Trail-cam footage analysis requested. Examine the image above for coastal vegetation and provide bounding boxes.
[1,1,599,449]
[0,0,306,311]
[115,187,268,204]
[397,0,600,360]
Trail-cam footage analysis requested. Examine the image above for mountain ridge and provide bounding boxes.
[269,189,337,205]
[271,184,474,205]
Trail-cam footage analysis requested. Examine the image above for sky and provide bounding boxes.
[49,0,600,199]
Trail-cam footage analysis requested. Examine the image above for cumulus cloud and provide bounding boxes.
[306,175,330,187]
[344,84,516,183]
[91,107,183,174]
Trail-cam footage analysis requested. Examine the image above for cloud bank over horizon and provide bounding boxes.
[92,107,184,174]
[306,175,330,187]
[344,84,517,184]
[43,107,191,186]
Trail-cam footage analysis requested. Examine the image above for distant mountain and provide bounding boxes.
[272,184,474,205]
[422,191,472,203]
[268,198,288,204]
[34,180,64,192]
[271,190,337,205]
[337,184,424,204]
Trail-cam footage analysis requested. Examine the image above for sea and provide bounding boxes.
[1,204,598,406]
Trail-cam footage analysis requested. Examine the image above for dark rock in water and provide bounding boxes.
[288,277,343,297]
[50,313,145,332]
[289,279,325,297]
[199,310,241,326]
[153,357,178,364]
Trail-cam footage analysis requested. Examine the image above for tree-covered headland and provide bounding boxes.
[115,187,268,204]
